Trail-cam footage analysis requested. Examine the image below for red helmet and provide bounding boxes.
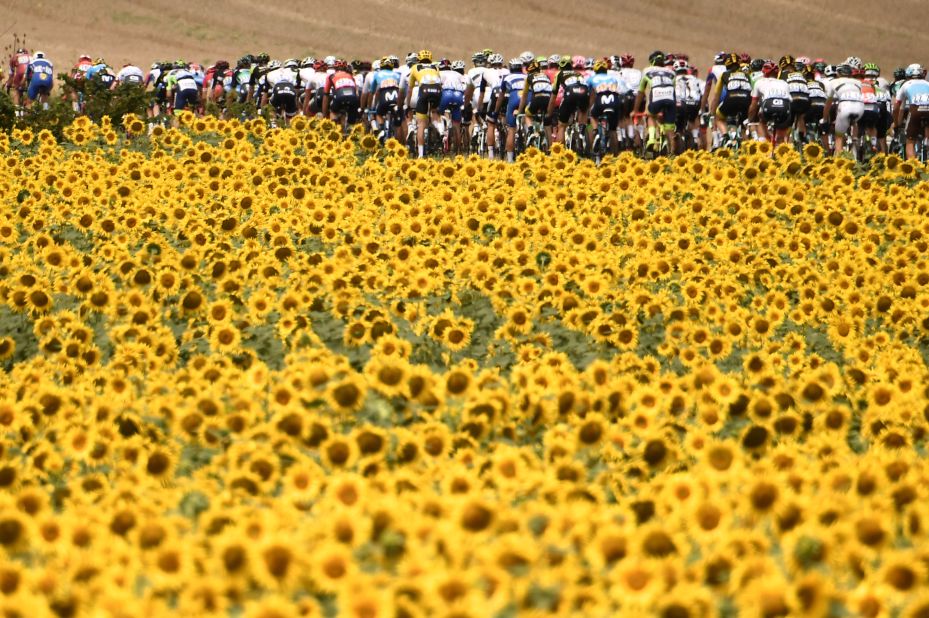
[739,52,751,64]
[761,61,778,78]
[314,60,327,71]
[620,54,634,68]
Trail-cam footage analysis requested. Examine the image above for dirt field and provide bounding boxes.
[5,0,926,74]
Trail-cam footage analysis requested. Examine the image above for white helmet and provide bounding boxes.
[451,60,465,72]
[324,55,337,66]
[519,51,534,64]
[372,60,381,71]
[488,53,504,66]
[405,52,418,65]
[34,51,45,59]
[905,63,925,79]
[844,56,862,70]
[548,54,561,66]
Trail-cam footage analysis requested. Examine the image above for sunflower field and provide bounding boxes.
[1,112,929,618]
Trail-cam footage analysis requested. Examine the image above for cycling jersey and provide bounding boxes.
[715,70,752,120]
[27,58,54,85]
[752,77,792,128]
[86,64,116,88]
[521,72,553,115]
[896,79,929,108]
[553,70,590,124]
[8,52,30,89]
[827,77,864,135]
[674,74,701,106]
[438,69,467,122]
[117,65,145,86]
[588,73,621,129]
[370,68,401,94]
[640,66,676,122]
[408,63,442,90]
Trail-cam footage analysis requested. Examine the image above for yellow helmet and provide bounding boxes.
[418,49,432,63]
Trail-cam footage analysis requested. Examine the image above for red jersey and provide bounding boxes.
[325,71,357,96]
[9,52,30,87]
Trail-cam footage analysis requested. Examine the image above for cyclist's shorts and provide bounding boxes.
[858,106,881,129]
[835,101,864,135]
[878,106,892,138]
[415,84,442,117]
[174,88,199,113]
[647,99,677,125]
[527,95,550,120]
[375,88,400,118]
[27,79,53,100]
[332,94,361,124]
[790,95,810,117]
[439,90,465,122]
[906,107,929,141]
[804,103,824,126]
[505,96,523,128]
[592,94,620,130]
[270,83,298,117]
[558,89,590,125]
[716,96,749,122]
[621,92,636,117]
[761,98,792,129]
[674,102,699,131]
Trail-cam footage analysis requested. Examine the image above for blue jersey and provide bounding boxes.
[502,72,526,104]
[587,73,619,94]
[369,69,401,93]
[899,80,929,107]
[28,59,54,84]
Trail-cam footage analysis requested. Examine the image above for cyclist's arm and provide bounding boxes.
[748,96,760,123]
[707,80,721,115]
[404,71,416,108]
[517,80,529,114]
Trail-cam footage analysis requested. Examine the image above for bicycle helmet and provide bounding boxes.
[584,57,594,70]
[535,55,546,63]
[334,59,350,72]
[256,53,270,65]
[739,52,751,64]
[723,53,740,69]
[267,60,282,71]
[488,53,504,67]
[438,58,451,70]
[672,59,688,74]
[571,55,586,70]
[836,64,852,77]
[451,60,466,73]
[620,53,634,68]
[324,55,337,66]
[750,58,765,73]
[174,60,187,69]
[314,60,327,71]
[863,62,879,78]
[906,63,925,79]
[16,48,26,54]
[418,49,432,63]
[472,51,486,65]
[713,51,727,65]
[823,64,836,78]
[481,48,494,57]
[351,59,364,72]
[283,59,298,69]
[520,51,534,64]
[80,54,92,62]
[508,58,523,72]
[593,58,609,73]
[34,51,45,59]
[796,56,811,67]
[548,54,561,66]
[525,59,541,74]
[778,55,795,70]
[844,56,862,70]
[761,61,778,78]
[649,50,666,66]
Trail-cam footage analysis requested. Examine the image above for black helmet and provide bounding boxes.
[649,50,665,66]
[256,52,270,65]
[750,58,765,72]
[893,67,906,80]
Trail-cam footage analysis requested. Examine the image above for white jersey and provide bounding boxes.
[483,67,504,92]
[362,71,377,97]
[751,77,791,102]
[299,67,316,87]
[306,71,327,92]
[618,68,642,93]
[440,69,468,93]
[708,64,727,86]
[826,77,863,103]
[607,70,630,94]
[354,73,365,91]
[265,67,299,87]
[117,65,144,85]
[467,66,487,107]
[675,74,701,104]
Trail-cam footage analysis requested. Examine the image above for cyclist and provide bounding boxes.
[889,67,907,99]
[366,57,402,141]
[495,58,526,162]
[707,53,752,150]
[634,50,677,153]
[856,66,882,154]
[248,53,271,103]
[586,58,623,155]
[86,58,117,90]
[481,53,506,158]
[749,60,792,144]
[304,59,329,117]
[782,57,811,142]
[117,62,145,87]
[617,54,642,149]
[201,60,229,107]
[25,51,53,109]
[405,50,443,158]
[893,64,929,160]
[823,64,864,155]
[440,59,468,154]
[6,48,31,109]
[323,59,362,130]
[673,59,701,150]
[165,61,200,124]
[864,64,891,153]
[517,58,553,148]
[262,59,301,126]
[701,52,729,149]
[546,55,591,146]
[804,63,828,145]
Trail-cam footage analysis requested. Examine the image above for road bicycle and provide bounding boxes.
[632,111,672,158]
[523,114,549,153]
[564,111,588,156]
[591,111,616,164]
